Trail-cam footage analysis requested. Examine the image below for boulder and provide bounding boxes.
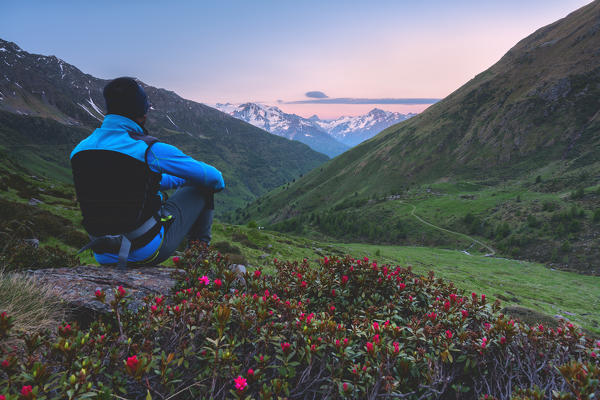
[29,265,183,327]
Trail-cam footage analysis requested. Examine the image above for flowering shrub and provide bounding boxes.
[0,244,598,399]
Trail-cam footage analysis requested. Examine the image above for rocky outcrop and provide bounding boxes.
[29,265,183,326]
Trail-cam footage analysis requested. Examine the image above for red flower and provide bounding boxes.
[117,285,127,298]
[444,300,451,311]
[461,310,468,319]
[398,282,406,290]
[472,292,477,300]
[500,336,506,344]
[393,341,400,354]
[481,294,486,302]
[21,385,33,396]
[126,355,139,371]
[343,382,349,392]
[0,395,5,400]
[1,359,8,368]
[366,342,374,353]
[373,321,380,331]
[94,289,105,302]
[247,368,254,376]
[254,270,262,278]
[234,375,247,392]
[301,281,307,288]
[538,324,544,332]
[150,305,158,313]
[450,293,457,303]
[341,275,349,284]
[427,312,437,321]
[329,305,335,312]
[281,342,291,354]
[331,289,336,296]
[335,339,341,347]
[323,256,329,265]
[155,296,164,305]
[214,279,222,287]
[373,334,380,344]
[446,330,452,339]
[172,256,180,264]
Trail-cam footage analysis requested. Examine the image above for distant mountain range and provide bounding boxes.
[0,38,328,214]
[239,0,600,273]
[214,102,415,156]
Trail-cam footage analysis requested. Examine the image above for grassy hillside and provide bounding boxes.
[235,1,600,272]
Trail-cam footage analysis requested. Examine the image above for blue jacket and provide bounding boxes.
[70,114,225,264]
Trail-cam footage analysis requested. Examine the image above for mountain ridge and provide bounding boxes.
[0,38,329,214]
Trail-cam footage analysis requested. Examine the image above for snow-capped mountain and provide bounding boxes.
[213,103,349,158]
[315,108,416,147]
[214,103,416,153]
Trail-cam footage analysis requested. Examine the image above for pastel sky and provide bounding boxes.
[1,0,593,119]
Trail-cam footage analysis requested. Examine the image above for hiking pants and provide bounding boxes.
[153,185,213,264]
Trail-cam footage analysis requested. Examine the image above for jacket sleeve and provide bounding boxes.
[146,143,225,190]
[159,174,187,190]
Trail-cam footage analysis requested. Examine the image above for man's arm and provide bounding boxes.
[147,143,225,190]
[160,174,186,190]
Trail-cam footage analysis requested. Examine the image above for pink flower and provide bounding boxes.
[366,342,374,353]
[481,294,486,301]
[373,334,380,344]
[1,359,8,368]
[331,289,336,296]
[538,324,544,332]
[21,385,33,396]
[281,342,291,354]
[234,375,247,392]
[335,339,341,347]
[393,341,400,354]
[343,382,349,392]
[472,292,477,300]
[461,310,468,319]
[329,305,335,312]
[500,337,506,345]
[324,256,329,265]
[172,256,180,264]
[198,275,210,286]
[247,368,254,376]
[373,321,380,331]
[446,330,452,339]
[450,293,457,303]
[427,312,437,321]
[342,275,349,284]
[591,352,597,358]
[0,395,5,400]
[155,296,164,305]
[117,285,127,297]
[344,338,349,346]
[150,305,157,313]
[214,279,222,287]
[254,270,261,278]
[398,282,406,290]
[301,281,307,287]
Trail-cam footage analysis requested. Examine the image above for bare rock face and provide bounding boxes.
[29,265,183,326]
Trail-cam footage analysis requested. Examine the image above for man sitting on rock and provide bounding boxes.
[71,77,224,267]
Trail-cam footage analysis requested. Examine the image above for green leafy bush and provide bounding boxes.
[0,245,598,399]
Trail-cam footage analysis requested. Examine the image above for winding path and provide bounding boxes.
[403,202,496,257]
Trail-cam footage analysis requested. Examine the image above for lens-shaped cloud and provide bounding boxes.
[305,91,329,99]
[288,97,439,105]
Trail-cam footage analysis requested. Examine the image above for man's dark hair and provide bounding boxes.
[103,77,150,119]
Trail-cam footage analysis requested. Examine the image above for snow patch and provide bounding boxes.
[86,98,104,116]
[166,114,178,128]
[0,48,7,52]
[78,103,103,122]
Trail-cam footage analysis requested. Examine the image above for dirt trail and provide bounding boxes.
[404,202,496,257]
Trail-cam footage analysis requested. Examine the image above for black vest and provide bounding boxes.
[71,135,162,248]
